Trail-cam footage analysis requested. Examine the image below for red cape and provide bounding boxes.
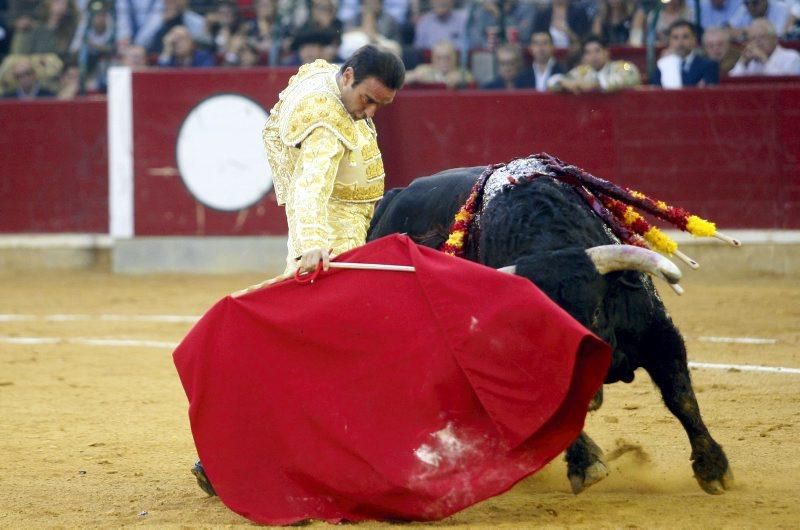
[173,234,610,524]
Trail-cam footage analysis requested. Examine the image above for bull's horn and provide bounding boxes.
[497,265,516,275]
[585,245,682,287]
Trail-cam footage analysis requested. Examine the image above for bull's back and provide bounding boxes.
[368,167,483,246]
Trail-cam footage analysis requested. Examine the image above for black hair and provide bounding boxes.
[291,29,335,52]
[582,35,608,51]
[340,45,405,90]
[531,30,554,45]
[668,20,697,38]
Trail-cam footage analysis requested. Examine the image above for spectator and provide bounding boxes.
[344,0,402,43]
[71,2,114,57]
[244,0,285,63]
[592,0,636,45]
[651,20,719,87]
[206,1,245,56]
[413,0,467,50]
[222,34,262,66]
[730,0,794,37]
[7,0,42,57]
[56,61,79,98]
[482,43,533,89]
[287,28,335,65]
[703,26,740,75]
[533,0,593,49]
[405,39,473,87]
[157,24,214,66]
[790,2,800,38]
[120,43,149,67]
[730,17,800,74]
[339,0,403,60]
[320,32,343,63]
[549,35,640,92]
[630,0,694,47]
[467,0,537,50]
[71,2,114,91]
[338,0,410,27]
[3,56,56,98]
[8,0,41,29]
[148,0,209,53]
[0,18,9,60]
[115,0,164,51]
[11,0,78,59]
[529,30,566,91]
[699,0,744,30]
[298,0,344,43]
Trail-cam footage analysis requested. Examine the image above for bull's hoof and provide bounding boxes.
[191,461,217,497]
[696,466,734,495]
[569,461,609,494]
[588,388,604,411]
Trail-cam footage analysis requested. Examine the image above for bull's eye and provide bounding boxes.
[591,306,602,327]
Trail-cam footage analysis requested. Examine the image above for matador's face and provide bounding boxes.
[339,67,396,121]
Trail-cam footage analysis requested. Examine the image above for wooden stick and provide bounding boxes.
[714,232,741,247]
[673,249,699,270]
[328,262,415,272]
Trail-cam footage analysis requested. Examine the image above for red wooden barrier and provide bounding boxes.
[1,69,798,235]
[0,97,108,233]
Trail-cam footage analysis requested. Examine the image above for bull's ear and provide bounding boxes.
[497,265,517,275]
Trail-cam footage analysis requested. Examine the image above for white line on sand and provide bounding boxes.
[1,335,798,375]
[688,361,800,375]
[0,336,179,349]
[697,336,778,345]
[0,314,198,323]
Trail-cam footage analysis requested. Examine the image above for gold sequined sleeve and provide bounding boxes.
[288,126,346,255]
[603,62,641,92]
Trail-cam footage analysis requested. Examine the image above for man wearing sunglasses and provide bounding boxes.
[3,57,56,99]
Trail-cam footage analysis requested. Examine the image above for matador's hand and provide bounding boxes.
[298,248,331,273]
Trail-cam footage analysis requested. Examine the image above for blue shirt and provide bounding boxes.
[730,0,791,35]
[699,0,743,28]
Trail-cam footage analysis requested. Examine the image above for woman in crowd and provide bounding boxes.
[11,0,79,59]
[630,0,694,47]
[206,1,247,58]
[533,0,592,49]
[592,0,636,45]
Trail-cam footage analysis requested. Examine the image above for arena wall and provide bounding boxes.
[1,69,798,271]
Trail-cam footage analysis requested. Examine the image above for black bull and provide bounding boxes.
[367,166,733,495]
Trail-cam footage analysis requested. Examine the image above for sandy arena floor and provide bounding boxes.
[1,266,798,528]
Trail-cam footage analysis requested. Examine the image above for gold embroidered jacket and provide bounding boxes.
[548,60,641,92]
[262,60,386,274]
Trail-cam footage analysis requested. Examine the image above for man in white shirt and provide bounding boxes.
[529,31,565,92]
[730,17,800,74]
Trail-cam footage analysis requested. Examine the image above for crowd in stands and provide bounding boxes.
[1,0,799,99]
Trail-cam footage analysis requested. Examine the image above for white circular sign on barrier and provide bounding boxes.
[176,94,272,211]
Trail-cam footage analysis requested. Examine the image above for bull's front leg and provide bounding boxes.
[565,431,609,494]
[642,316,734,494]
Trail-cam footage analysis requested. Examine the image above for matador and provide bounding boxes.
[262,46,406,275]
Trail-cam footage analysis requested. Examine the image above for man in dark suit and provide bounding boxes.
[529,31,566,91]
[651,20,720,87]
[481,43,535,90]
